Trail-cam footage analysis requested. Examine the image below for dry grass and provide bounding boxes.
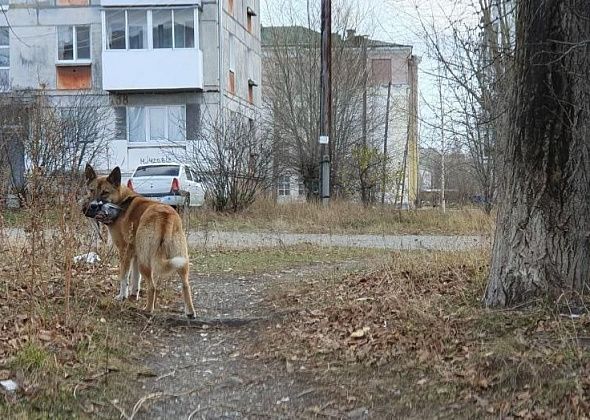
[257,250,590,418]
[192,198,494,235]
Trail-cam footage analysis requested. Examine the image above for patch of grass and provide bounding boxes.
[190,244,388,275]
[191,198,494,235]
[12,343,49,372]
[257,249,590,418]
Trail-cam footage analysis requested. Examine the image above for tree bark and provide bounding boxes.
[485,0,590,307]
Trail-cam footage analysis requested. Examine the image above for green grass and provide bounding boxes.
[190,244,388,275]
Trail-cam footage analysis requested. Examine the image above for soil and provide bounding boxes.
[119,261,370,420]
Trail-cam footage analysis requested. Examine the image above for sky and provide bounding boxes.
[258,0,481,149]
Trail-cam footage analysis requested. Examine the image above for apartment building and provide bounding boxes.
[262,26,420,207]
[1,0,261,177]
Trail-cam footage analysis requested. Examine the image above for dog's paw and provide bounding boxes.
[186,313,196,320]
[130,291,140,300]
[114,293,128,301]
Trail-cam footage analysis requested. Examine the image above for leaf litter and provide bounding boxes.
[256,250,590,418]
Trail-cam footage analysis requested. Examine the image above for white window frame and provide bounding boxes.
[56,25,92,65]
[103,8,198,51]
[0,26,9,92]
[126,105,187,146]
[278,175,291,196]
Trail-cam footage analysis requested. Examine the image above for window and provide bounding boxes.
[152,9,173,48]
[0,0,8,6]
[57,26,90,62]
[278,175,291,196]
[186,103,201,140]
[174,8,194,48]
[228,34,235,94]
[248,84,254,104]
[125,105,186,143]
[298,180,305,196]
[0,27,8,91]
[134,165,180,177]
[371,58,392,85]
[106,10,126,49]
[114,107,127,139]
[106,9,196,50]
[246,7,256,33]
[128,10,147,49]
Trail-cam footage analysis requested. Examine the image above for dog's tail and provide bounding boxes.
[164,256,188,270]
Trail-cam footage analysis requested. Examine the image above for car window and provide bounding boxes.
[184,166,193,181]
[133,165,180,177]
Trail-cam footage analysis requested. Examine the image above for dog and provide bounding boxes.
[82,164,196,318]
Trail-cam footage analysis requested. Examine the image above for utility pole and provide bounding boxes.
[319,0,331,205]
[437,63,446,213]
[381,81,392,205]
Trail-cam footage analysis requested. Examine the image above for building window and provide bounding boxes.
[248,84,254,104]
[106,9,196,50]
[106,10,126,49]
[228,34,235,94]
[278,175,291,196]
[152,9,173,48]
[57,66,91,89]
[125,105,186,143]
[371,58,392,85]
[174,8,195,48]
[0,0,8,6]
[0,27,8,91]
[298,180,305,196]
[57,26,91,62]
[246,7,256,33]
[128,10,147,49]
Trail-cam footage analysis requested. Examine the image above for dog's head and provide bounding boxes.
[82,164,124,224]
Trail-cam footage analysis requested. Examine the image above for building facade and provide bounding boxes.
[262,26,420,207]
[2,0,261,177]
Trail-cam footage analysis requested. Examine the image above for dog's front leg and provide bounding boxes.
[129,258,141,300]
[115,250,133,301]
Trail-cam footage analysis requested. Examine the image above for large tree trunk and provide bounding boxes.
[485,0,590,307]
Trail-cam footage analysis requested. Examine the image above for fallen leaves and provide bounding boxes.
[257,250,590,418]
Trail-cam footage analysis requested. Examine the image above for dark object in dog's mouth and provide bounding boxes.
[86,201,122,225]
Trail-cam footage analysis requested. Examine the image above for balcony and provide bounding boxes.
[101,7,203,91]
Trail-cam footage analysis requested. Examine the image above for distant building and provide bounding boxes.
[262,26,420,207]
[1,0,261,179]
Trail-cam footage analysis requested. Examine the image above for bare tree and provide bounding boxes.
[413,0,515,213]
[485,0,590,307]
[0,90,112,204]
[186,108,274,212]
[262,0,388,202]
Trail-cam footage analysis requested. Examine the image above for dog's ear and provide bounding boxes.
[85,163,96,184]
[107,167,121,187]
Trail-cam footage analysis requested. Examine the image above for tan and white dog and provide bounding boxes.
[82,164,196,318]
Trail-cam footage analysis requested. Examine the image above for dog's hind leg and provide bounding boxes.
[139,264,156,313]
[129,258,141,300]
[115,249,133,301]
[177,264,196,319]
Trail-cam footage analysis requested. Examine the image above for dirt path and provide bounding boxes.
[125,261,366,420]
[4,227,487,251]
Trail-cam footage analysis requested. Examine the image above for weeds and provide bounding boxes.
[193,198,494,235]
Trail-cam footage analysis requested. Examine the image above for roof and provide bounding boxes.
[261,25,412,50]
